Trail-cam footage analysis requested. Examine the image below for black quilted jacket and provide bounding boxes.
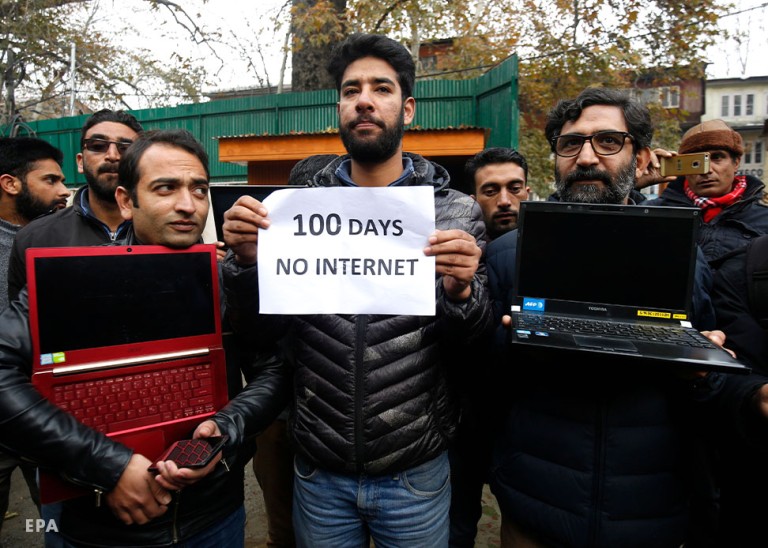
[222,152,492,475]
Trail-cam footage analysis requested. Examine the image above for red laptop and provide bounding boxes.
[26,244,229,503]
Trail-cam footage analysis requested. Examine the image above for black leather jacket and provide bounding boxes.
[222,153,492,476]
[0,236,288,546]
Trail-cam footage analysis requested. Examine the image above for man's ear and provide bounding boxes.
[635,146,652,180]
[403,96,415,126]
[0,174,20,196]
[76,152,85,175]
[115,186,133,221]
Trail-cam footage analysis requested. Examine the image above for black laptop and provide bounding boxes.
[209,185,290,242]
[509,201,750,374]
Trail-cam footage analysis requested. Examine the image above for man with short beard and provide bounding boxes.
[484,87,741,547]
[0,136,68,542]
[6,109,143,302]
[0,137,69,309]
[221,33,491,547]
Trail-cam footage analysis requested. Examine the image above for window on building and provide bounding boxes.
[756,141,763,164]
[721,95,729,117]
[747,94,754,116]
[420,56,437,72]
[746,146,752,164]
[660,86,680,108]
[631,87,679,108]
[734,95,742,116]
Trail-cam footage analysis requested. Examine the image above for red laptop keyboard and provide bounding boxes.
[51,364,217,434]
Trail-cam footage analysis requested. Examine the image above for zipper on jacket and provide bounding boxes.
[76,194,128,242]
[589,402,607,545]
[354,316,366,474]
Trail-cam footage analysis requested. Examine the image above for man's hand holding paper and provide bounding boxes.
[222,194,271,265]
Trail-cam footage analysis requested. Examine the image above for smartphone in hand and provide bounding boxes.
[660,152,710,176]
[147,435,229,473]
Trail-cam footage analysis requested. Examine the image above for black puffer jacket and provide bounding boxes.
[222,153,491,475]
[646,175,768,269]
[0,240,288,546]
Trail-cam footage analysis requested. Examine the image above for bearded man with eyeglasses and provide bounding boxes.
[6,109,143,302]
[482,87,753,547]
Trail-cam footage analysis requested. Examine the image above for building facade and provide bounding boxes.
[703,76,768,180]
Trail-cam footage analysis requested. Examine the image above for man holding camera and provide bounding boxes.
[641,119,768,270]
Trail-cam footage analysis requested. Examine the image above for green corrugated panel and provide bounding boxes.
[476,55,519,148]
[9,56,517,186]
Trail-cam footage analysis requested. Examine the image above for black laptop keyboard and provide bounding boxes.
[516,314,717,349]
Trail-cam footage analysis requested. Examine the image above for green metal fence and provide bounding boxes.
[3,55,517,187]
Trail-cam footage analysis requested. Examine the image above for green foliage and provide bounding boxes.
[518,118,555,199]
[290,0,346,51]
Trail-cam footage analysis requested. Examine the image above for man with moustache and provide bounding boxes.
[0,129,288,547]
[467,147,530,240]
[221,33,490,547]
[0,137,70,309]
[644,120,768,271]
[6,109,143,302]
[484,87,742,547]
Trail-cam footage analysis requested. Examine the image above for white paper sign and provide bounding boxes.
[258,186,436,315]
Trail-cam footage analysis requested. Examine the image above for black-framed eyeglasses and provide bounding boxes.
[551,131,633,158]
[83,138,133,154]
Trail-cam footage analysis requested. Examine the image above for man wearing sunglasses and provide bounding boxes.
[483,87,749,547]
[6,109,143,303]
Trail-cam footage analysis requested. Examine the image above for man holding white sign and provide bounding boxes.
[222,33,491,548]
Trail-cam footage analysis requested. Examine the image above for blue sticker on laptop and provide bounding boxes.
[521,298,545,312]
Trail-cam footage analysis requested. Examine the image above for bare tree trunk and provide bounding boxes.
[2,48,17,126]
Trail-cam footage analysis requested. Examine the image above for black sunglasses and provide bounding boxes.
[83,138,133,154]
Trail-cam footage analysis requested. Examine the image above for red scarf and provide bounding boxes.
[684,175,747,222]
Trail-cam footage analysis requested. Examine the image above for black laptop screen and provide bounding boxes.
[210,185,290,242]
[34,252,216,353]
[515,205,698,312]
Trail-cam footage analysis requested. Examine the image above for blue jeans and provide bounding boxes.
[293,451,450,548]
[42,502,63,548]
[181,504,245,548]
[60,504,245,547]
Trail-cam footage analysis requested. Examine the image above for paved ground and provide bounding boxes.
[2,463,501,547]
